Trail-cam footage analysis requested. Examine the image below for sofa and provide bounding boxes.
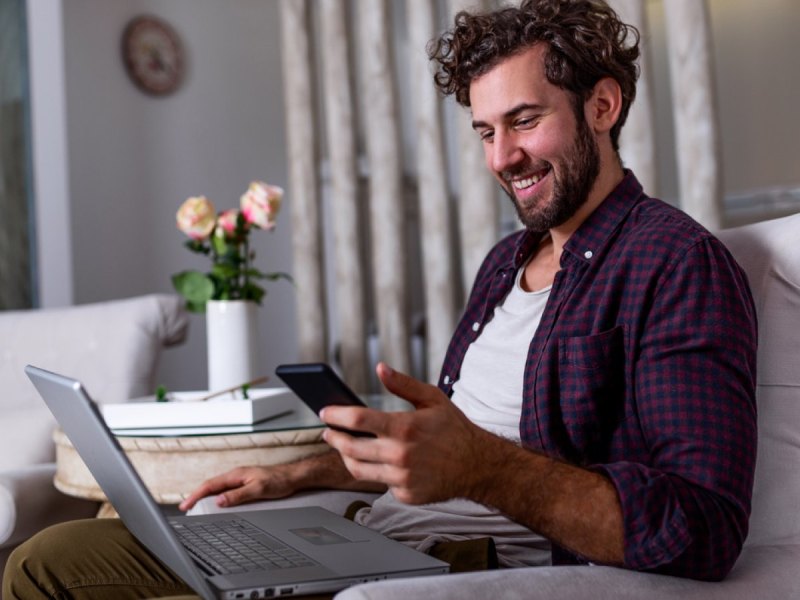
[190,211,800,599]
[0,294,188,584]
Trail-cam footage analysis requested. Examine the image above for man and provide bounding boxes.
[4,0,756,597]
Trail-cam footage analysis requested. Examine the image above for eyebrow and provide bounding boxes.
[471,103,545,131]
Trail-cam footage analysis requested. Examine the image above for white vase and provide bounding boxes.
[205,299,260,391]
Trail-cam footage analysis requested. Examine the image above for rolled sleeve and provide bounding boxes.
[600,237,757,580]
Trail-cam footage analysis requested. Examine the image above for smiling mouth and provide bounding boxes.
[510,167,550,190]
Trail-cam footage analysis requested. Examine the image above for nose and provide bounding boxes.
[487,131,524,175]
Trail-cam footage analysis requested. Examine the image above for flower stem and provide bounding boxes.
[243,236,250,299]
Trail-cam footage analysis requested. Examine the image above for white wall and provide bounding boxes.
[58,0,297,390]
[708,0,800,194]
[26,0,73,308]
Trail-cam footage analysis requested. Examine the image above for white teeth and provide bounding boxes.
[512,172,544,190]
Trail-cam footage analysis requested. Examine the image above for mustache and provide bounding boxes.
[500,161,552,182]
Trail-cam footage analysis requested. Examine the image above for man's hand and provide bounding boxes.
[178,464,297,511]
[323,363,625,564]
[178,450,385,512]
[320,362,491,504]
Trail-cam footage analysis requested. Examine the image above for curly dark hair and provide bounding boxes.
[428,0,640,151]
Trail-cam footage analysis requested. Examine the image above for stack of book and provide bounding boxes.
[101,387,296,433]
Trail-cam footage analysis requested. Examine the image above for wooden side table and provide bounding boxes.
[53,392,411,517]
[53,399,329,517]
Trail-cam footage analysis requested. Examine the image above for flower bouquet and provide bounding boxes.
[172,181,291,312]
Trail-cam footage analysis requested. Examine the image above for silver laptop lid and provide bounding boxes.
[25,365,217,600]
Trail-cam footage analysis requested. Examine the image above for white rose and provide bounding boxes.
[240,181,283,230]
[176,196,216,240]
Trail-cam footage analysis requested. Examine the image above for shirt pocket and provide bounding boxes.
[558,326,625,463]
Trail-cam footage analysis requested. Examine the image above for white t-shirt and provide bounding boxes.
[355,264,553,567]
[449,270,551,441]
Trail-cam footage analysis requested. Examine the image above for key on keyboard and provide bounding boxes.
[172,520,317,575]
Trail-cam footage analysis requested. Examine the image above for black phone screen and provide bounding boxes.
[275,363,373,437]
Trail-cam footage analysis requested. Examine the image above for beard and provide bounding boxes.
[502,116,601,231]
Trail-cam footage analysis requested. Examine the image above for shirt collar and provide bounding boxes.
[509,170,645,269]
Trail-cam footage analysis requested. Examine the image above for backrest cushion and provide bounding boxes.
[717,213,800,546]
[0,294,187,470]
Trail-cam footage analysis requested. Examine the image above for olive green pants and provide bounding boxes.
[3,519,197,599]
[4,517,497,599]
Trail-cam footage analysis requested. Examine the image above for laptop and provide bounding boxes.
[26,365,448,600]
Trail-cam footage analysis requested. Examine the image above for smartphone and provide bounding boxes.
[275,362,373,437]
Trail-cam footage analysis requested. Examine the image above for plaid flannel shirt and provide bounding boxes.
[438,172,757,580]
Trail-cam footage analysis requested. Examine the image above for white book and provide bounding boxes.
[101,388,295,430]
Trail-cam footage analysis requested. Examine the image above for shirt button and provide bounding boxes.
[443,375,451,384]
[472,322,480,332]
[584,250,593,259]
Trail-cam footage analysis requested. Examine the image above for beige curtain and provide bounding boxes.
[278,0,723,389]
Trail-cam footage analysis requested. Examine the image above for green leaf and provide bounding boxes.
[185,299,206,313]
[172,271,215,310]
[155,385,168,402]
[211,263,239,280]
[244,269,292,283]
[244,268,265,280]
[242,282,266,304]
[264,271,293,283]
[211,235,228,256]
[184,239,210,255]
[220,263,241,277]
[236,212,248,235]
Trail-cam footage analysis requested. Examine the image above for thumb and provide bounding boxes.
[376,362,442,410]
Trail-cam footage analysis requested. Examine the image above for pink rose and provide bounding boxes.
[240,181,283,230]
[216,209,241,239]
[176,196,216,240]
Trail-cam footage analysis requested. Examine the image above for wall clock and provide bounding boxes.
[121,16,185,96]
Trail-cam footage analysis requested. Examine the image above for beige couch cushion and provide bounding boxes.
[717,214,800,547]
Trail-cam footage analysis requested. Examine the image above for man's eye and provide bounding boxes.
[479,130,494,142]
[516,117,537,129]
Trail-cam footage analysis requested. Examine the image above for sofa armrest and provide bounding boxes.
[189,490,800,599]
[0,294,189,470]
[0,464,99,548]
[337,544,800,600]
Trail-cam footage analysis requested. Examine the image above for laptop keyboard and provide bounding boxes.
[172,519,317,575]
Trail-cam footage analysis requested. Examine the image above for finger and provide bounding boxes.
[324,426,419,492]
[335,444,405,488]
[179,471,246,511]
[376,362,442,409]
[322,426,388,463]
[320,405,391,437]
[216,480,265,507]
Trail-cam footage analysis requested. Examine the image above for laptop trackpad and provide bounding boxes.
[290,526,355,546]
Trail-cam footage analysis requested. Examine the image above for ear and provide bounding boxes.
[585,77,623,135]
